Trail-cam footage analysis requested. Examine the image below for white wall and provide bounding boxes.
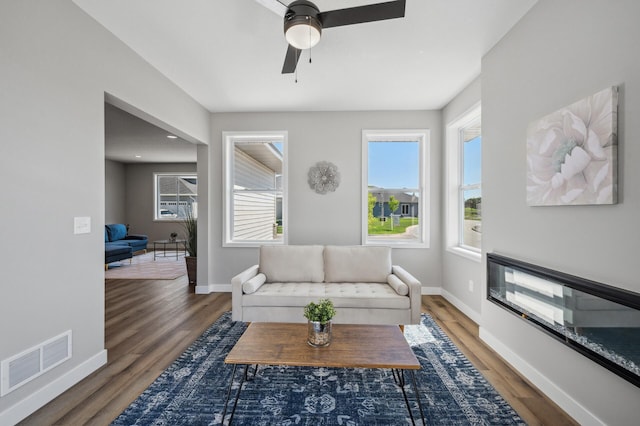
[0,1,209,422]
[441,77,483,322]
[124,162,197,243]
[481,1,640,424]
[208,111,442,290]
[105,160,126,224]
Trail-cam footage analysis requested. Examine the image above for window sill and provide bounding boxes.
[363,240,428,249]
[223,240,286,248]
[447,246,481,262]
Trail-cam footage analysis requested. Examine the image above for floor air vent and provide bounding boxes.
[1,330,72,396]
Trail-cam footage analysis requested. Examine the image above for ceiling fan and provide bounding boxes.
[254,0,407,74]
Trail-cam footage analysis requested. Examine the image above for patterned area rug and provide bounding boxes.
[105,251,186,280]
[112,313,524,425]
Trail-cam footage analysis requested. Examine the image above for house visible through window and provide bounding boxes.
[362,130,429,247]
[154,174,197,220]
[223,132,287,246]
[446,104,481,258]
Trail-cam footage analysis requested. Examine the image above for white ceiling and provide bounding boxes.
[105,103,197,163]
[75,0,537,113]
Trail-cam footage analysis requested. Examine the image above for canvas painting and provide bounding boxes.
[526,86,618,206]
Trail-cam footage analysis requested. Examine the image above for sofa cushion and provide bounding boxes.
[106,224,127,241]
[105,243,132,255]
[243,273,267,294]
[324,246,391,283]
[387,274,409,296]
[243,282,409,309]
[259,245,324,283]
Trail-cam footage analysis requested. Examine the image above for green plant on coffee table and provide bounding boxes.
[304,299,336,325]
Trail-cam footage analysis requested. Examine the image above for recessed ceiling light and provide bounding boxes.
[135,155,142,158]
[167,135,177,139]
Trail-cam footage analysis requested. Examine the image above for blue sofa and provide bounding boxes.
[105,224,148,269]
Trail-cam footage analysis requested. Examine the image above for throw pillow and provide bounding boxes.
[243,273,267,294]
[387,274,409,296]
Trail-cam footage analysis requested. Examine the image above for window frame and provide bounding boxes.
[153,173,198,222]
[445,103,482,261]
[222,131,288,247]
[361,129,429,248]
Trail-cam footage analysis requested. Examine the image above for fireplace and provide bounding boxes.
[487,253,640,387]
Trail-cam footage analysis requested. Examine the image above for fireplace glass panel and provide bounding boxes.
[487,253,640,387]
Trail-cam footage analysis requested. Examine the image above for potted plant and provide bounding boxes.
[304,299,337,347]
[182,209,197,286]
[169,232,178,242]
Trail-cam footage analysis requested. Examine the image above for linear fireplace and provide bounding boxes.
[487,253,640,387]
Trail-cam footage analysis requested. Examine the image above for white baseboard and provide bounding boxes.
[420,286,441,295]
[196,283,231,294]
[0,349,107,426]
[440,289,481,325]
[479,328,603,426]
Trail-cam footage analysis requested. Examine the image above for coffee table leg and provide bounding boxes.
[392,369,425,426]
[221,364,248,425]
[410,370,426,425]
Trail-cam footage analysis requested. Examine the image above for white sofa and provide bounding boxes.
[231,245,422,325]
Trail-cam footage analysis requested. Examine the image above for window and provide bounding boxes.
[362,130,429,247]
[154,174,197,220]
[446,104,481,259]
[223,131,287,247]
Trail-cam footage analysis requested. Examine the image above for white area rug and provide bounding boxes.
[105,251,186,280]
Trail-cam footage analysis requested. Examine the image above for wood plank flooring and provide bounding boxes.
[21,277,576,425]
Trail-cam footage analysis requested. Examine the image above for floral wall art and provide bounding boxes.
[308,161,340,194]
[526,86,618,206]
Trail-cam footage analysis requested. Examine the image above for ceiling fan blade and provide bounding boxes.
[282,44,302,74]
[318,0,406,29]
[254,0,288,17]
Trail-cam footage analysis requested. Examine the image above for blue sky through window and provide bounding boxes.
[368,141,419,188]
[463,136,481,185]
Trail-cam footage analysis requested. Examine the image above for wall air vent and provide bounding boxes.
[1,330,72,396]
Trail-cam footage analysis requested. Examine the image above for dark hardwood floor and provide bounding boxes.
[21,276,576,425]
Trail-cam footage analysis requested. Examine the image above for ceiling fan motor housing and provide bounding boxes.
[284,0,322,46]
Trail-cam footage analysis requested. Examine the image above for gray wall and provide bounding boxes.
[0,1,209,421]
[105,160,126,224]
[208,111,442,289]
[481,1,640,423]
[441,77,483,321]
[124,162,197,243]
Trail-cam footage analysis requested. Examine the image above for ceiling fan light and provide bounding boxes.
[285,19,321,50]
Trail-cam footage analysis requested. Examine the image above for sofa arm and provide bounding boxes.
[392,265,422,324]
[231,265,259,322]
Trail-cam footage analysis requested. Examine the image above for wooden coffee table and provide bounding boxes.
[222,322,425,425]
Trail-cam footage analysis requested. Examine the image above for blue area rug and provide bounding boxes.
[112,313,524,425]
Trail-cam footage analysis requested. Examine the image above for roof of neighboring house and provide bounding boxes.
[368,187,419,203]
[236,143,282,173]
[158,176,197,196]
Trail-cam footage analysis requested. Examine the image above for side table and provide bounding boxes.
[153,239,186,260]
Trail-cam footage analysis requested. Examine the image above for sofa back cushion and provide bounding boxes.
[259,245,325,283]
[324,245,391,283]
[106,224,127,241]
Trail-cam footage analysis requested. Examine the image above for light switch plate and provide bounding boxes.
[74,217,91,234]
